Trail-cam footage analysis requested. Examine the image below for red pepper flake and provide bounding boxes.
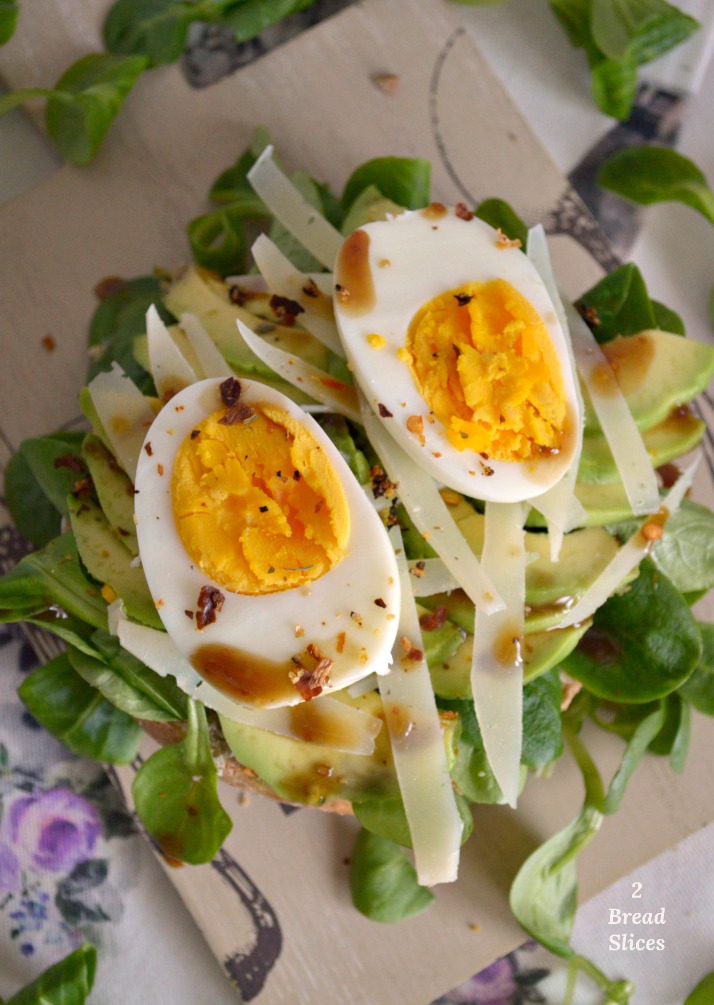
[307,642,324,661]
[302,278,320,298]
[454,292,473,307]
[72,476,94,498]
[41,334,57,352]
[334,283,350,305]
[318,376,347,391]
[144,442,153,457]
[336,631,346,654]
[350,611,364,626]
[293,469,301,481]
[400,636,424,662]
[410,561,426,579]
[94,276,128,300]
[54,453,85,474]
[190,429,201,440]
[259,505,269,513]
[372,72,400,94]
[270,294,305,326]
[378,402,393,418]
[220,377,242,407]
[196,585,225,630]
[157,464,165,476]
[420,605,448,631]
[374,597,387,609]
[370,465,396,499]
[496,228,523,250]
[219,402,256,426]
[289,657,334,700]
[576,302,601,329]
[184,609,194,619]
[455,202,474,221]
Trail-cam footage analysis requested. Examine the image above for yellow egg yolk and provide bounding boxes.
[171,403,350,595]
[405,279,567,461]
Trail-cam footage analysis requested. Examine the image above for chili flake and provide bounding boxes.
[196,585,225,630]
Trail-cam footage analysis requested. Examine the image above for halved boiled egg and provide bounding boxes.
[134,376,400,708]
[333,206,582,502]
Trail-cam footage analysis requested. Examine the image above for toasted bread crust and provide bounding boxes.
[140,719,353,815]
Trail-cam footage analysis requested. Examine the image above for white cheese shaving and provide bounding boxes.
[177,312,233,378]
[247,145,343,270]
[115,617,381,755]
[361,399,504,616]
[146,304,198,399]
[471,501,527,809]
[525,226,586,558]
[408,558,459,598]
[87,362,157,482]
[557,457,699,630]
[379,525,463,886]
[564,299,660,518]
[236,318,361,423]
[251,234,344,357]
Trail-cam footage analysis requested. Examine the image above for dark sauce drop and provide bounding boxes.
[335,229,375,316]
[192,644,297,707]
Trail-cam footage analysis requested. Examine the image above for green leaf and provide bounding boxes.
[684,971,714,1005]
[475,198,528,247]
[650,298,685,335]
[598,146,714,224]
[680,623,714,716]
[45,52,148,164]
[650,500,714,596]
[575,263,656,343]
[591,0,698,63]
[562,560,702,702]
[18,650,142,763]
[603,701,666,813]
[0,532,107,630]
[4,431,87,548]
[103,0,199,65]
[509,729,604,957]
[0,1,19,46]
[590,47,639,120]
[187,199,268,277]
[132,699,231,863]
[341,156,431,213]
[68,629,187,721]
[5,944,96,1005]
[223,0,316,43]
[353,790,473,848]
[350,829,434,923]
[87,275,170,383]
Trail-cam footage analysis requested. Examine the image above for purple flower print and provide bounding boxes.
[441,955,526,1004]
[5,787,102,873]
[0,840,20,891]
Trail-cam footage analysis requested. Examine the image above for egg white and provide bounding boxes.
[133,377,400,708]
[333,208,582,503]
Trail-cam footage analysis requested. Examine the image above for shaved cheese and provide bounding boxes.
[177,312,233,378]
[471,501,527,809]
[361,399,504,615]
[564,298,660,518]
[526,226,586,557]
[237,318,361,423]
[87,362,156,481]
[247,146,343,270]
[146,304,198,398]
[116,617,381,754]
[251,234,344,357]
[379,525,463,886]
[557,457,699,630]
[408,558,459,598]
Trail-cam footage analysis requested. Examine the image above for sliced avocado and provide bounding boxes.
[163,264,330,378]
[219,690,400,807]
[581,329,714,434]
[579,408,705,484]
[67,493,162,629]
[527,481,639,529]
[429,624,590,699]
[81,434,138,555]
